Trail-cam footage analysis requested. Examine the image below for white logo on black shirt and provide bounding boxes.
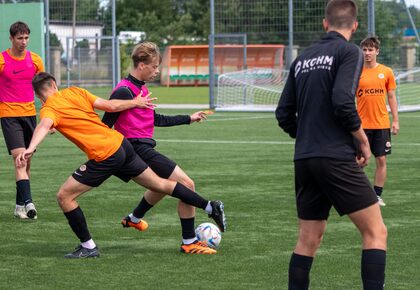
[295,55,334,77]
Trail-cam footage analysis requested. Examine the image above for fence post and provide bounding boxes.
[209,0,215,109]
[44,0,50,73]
[368,0,375,36]
[287,0,293,69]
[112,0,118,87]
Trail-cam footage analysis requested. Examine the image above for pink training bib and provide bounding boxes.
[112,79,155,138]
[0,50,36,103]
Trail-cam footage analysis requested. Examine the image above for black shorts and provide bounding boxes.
[364,129,391,157]
[1,116,36,154]
[72,139,149,187]
[129,138,177,179]
[294,158,378,220]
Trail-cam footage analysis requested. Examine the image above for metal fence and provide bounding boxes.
[209,0,420,108]
[1,0,118,88]
[47,0,118,88]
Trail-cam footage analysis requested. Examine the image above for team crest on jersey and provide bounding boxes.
[378,73,385,79]
[79,165,87,172]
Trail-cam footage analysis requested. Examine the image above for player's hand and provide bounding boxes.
[16,148,35,168]
[391,120,399,135]
[356,141,371,168]
[49,128,57,135]
[134,92,157,109]
[190,111,208,123]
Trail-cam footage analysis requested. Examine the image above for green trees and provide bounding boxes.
[116,0,209,47]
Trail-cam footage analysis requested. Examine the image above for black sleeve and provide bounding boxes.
[101,87,133,128]
[275,65,297,138]
[331,45,363,132]
[154,111,191,127]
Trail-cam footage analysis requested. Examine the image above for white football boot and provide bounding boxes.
[25,202,38,219]
[14,205,28,219]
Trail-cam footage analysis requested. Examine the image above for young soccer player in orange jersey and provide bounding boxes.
[356,36,399,206]
[16,72,225,258]
[0,22,44,219]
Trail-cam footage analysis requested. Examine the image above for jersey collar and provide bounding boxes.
[126,74,145,89]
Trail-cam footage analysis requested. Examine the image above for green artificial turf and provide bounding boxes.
[0,110,419,289]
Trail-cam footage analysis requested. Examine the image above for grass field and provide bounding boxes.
[87,86,209,104]
[1,101,420,288]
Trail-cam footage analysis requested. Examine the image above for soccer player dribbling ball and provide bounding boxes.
[102,42,224,254]
[0,21,44,219]
[16,72,226,258]
[356,36,399,206]
[276,0,387,289]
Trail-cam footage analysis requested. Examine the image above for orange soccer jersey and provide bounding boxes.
[40,87,124,162]
[0,49,44,117]
[356,64,396,129]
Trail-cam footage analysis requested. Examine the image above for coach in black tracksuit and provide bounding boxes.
[276,1,387,290]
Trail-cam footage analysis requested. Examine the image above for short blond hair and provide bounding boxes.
[131,42,161,67]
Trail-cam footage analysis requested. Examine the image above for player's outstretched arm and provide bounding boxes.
[387,90,399,135]
[93,92,156,113]
[16,118,54,167]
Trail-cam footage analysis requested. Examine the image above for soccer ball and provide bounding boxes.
[195,222,222,249]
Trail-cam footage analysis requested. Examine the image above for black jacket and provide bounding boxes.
[276,31,363,161]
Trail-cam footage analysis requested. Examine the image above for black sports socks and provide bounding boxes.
[180,217,196,240]
[133,197,153,219]
[171,183,208,210]
[16,179,32,205]
[361,249,386,290]
[288,252,313,290]
[64,207,92,243]
[374,186,383,196]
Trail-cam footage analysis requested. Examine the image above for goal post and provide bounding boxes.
[394,68,420,112]
[216,67,420,113]
[216,68,289,112]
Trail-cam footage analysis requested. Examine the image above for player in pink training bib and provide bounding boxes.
[102,42,225,254]
[0,21,44,219]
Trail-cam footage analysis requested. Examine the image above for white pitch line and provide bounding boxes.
[157,139,294,145]
[207,115,272,122]
[396,143,420,146]
[157,139,420,147]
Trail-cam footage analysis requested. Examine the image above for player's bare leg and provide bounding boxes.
[348,203,387,250]
[374,156,387,206]
[294,220,327,257]
[57,176,99,258]
[349,203,387,289]
[11,148,36,219]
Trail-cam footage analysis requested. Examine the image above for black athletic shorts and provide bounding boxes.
[364,129,391,157]
[294,158,378,220]
[128,138,177,179]
[1,116,37,154]
[72,138,149,187]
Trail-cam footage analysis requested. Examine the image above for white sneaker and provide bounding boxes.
[25,202,38,219]
[377,196,386,207]
[14,205,28,219]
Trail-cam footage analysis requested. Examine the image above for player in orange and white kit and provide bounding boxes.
[356,36,399,206]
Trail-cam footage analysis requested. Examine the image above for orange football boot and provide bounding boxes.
[121,216,149,232]
[180,240,217,254]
